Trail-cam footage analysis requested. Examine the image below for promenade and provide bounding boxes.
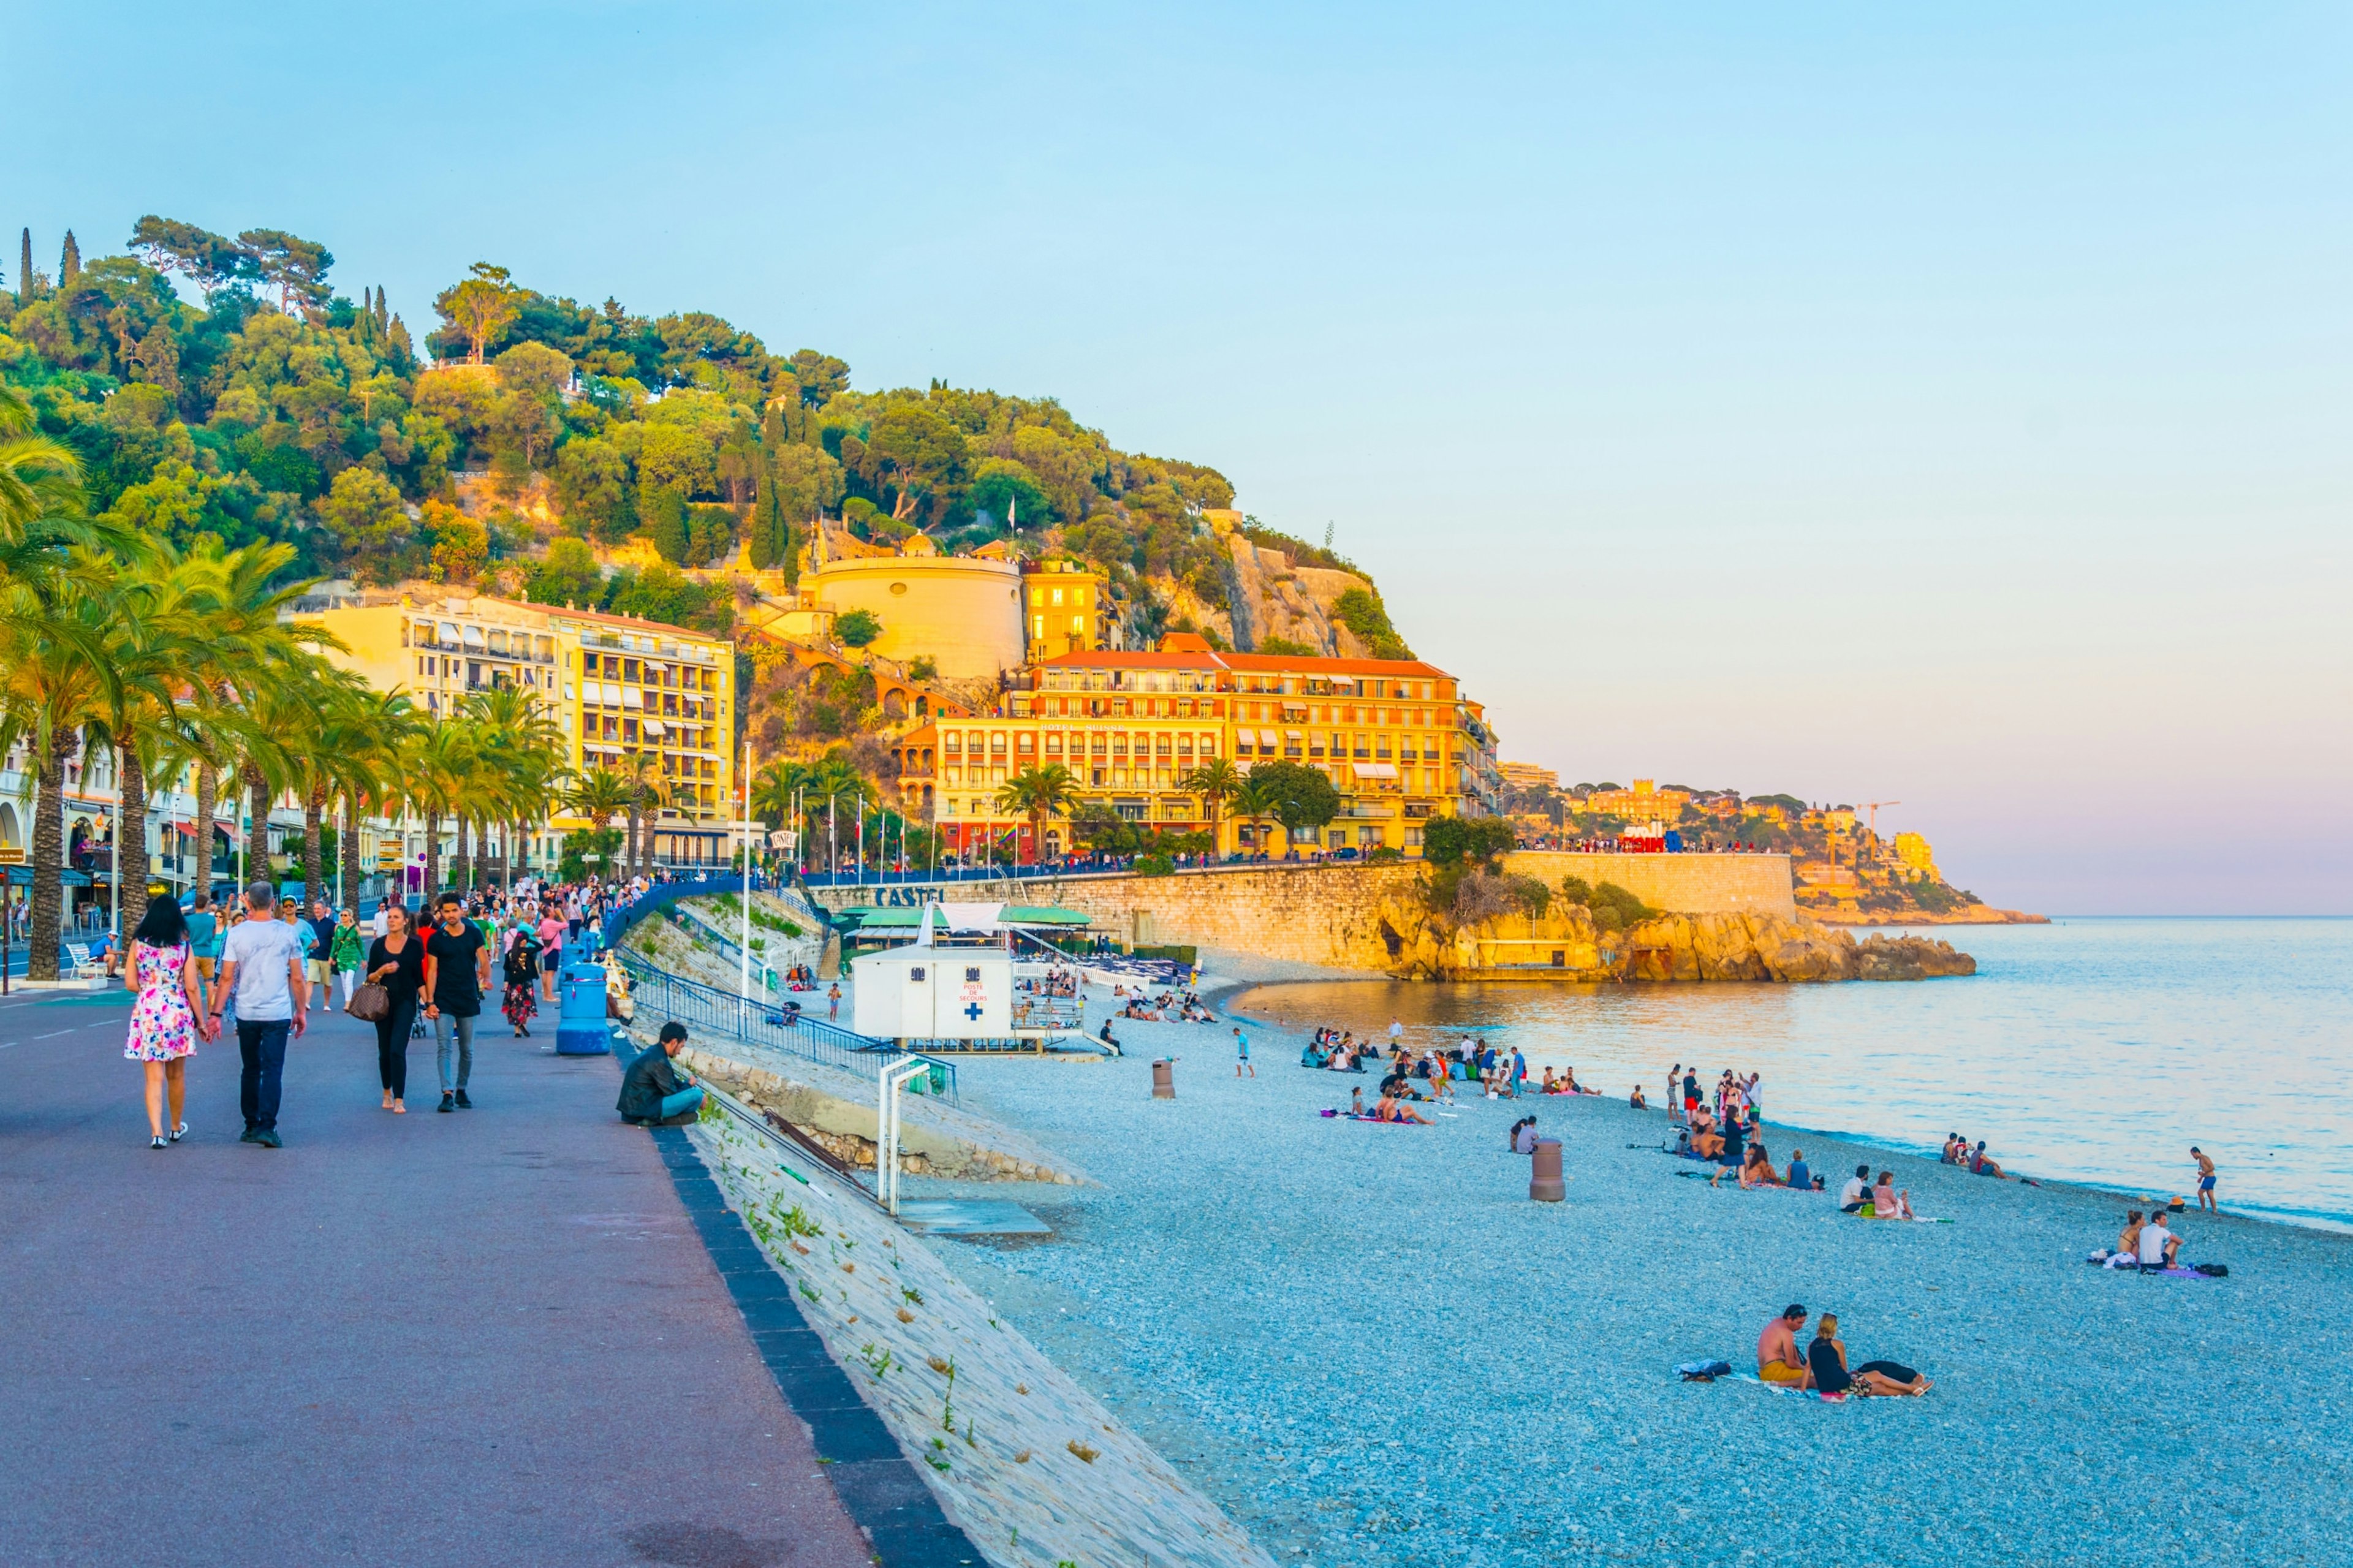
[0,987,876,1568]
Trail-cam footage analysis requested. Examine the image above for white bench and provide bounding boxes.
[63,942,104,979]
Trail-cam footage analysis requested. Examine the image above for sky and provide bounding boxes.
[8,2,2349,912]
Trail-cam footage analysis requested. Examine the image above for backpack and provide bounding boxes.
[2192,1263,2229,1278]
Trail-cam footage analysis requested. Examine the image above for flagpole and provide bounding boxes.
[739,740,752,1000]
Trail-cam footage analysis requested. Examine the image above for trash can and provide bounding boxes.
[1529,1138,1564,1202]
[1151,1059,1175,1100]
[556,961,612,1056]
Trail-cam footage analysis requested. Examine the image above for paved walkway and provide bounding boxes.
[0,987,876,1568]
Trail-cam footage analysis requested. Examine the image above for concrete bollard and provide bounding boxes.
[1529,1137,1564,1201]
[1151,1059,1175,1099]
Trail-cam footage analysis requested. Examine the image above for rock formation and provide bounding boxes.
[1373,894,1975,983]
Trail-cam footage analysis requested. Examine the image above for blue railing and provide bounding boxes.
[610,949,955,1101]
[664,903,779,991]
[599,874,786,953]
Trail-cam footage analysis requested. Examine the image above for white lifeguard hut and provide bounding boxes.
[851,906,1014,1044]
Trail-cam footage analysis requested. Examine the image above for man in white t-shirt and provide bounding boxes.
[1838,1164,1872,1214]
[211,881,310,1148]
[2138,1211,2180,1269]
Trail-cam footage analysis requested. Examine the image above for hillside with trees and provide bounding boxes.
[0,219,1367,650]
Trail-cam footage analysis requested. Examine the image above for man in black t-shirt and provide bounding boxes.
[423,892,491,1113]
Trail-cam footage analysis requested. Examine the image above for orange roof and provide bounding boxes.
[1034,649,1226,671]
[1219,651,1452,680]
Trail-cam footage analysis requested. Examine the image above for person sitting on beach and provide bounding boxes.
[1689,1109,1723,1160]
[1786,1149,1813,1191]
[1970,1141,2007,1179]
[1871,1172,1912,1220]
[1939,1134,1962,1165]
[2137,1210,2181,1270]
[1374,1091,1430,1125]
[1757,1305,1814,1388]
[1510,1116,1542,1153]
[1302,1039,1328,1069]
[1097,1019,1122,1054]
[1806,1314,1932,1397]
[1839,1164,1872,1214]
[1539,1066,1559,1094]
[1629,1085,1648,1110]
[2106,1211,2147,1268]
[1348,1086,1365,1116]
[1715,1142,1778,1189]
[1563,1065,1584,1094]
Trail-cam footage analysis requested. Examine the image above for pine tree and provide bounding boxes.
[748,468,785,569]
[373,286,389,333]
[18,229,30,303]
[59,231,80,287]
[642,483,689,564]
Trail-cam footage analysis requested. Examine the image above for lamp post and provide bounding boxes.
[739,739,752,1001]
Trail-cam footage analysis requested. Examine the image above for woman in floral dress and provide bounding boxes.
[123,895,213,1149]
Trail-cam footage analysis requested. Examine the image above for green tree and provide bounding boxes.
[553,435,632,542]
[833,607,881,648]
[994,764,1078,866]
[317,467,412,584]
[128,216,248,298]
[235,229,333,316]
[525,536,603,607]
[59,231,81,287]
[642,483,689,563]
[1422,814,1515,868]
[747,465,787,570]
[1242,759,1340,851]
[435,263,519,363]
[1176,756,1243,855]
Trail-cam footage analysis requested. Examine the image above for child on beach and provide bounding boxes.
[1233,1026,1252,1078]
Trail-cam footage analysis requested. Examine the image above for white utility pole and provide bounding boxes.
[739,740,752,1001]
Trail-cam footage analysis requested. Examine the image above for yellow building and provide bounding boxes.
[311,594,739,868]
[892,634,1477,860]
[1583,778,1690,819]
[1892,831,1939,882]
[1499,760,1558,793]
[775,531,1025,681]
[1019,558,1115,662]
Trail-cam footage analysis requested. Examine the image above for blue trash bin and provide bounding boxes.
[556,961,612,1056]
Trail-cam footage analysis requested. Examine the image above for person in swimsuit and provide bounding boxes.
[1756,1305,1813,1388]
[2192,1146,2218,1213]
[1806,1314,1931,1396]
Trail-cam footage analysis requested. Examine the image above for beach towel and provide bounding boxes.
[1733,1373,1849,1403]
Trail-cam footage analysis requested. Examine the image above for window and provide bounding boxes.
[990,732,1007,755]
[964,966,982,984]
[1050,587,1064,606]
[1017,733,1036,756]
[1033,616,1045,638]
[1045,732,1063,756]
[944,733,961,754]
[1070,615,1086,635]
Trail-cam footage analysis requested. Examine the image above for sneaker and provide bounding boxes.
[255,1129,282,1149]
[438,1093,455,1113]
[151,1135,169,1150]
[238,1128,259,1144]
[455,1089,473,1110]
[170,1121,188,1142]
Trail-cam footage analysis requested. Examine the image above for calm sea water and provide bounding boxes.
[1234,917,2353,1230]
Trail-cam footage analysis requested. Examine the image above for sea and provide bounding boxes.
[1232,916,2353,1232]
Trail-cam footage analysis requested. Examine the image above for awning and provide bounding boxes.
[461,624,486,649]
[622,688,643,710]
[641,719,665,736]
[412,619,439,644]
[1259,729,1278,746]
[1353,762,1400,779]
[437,621,461,645]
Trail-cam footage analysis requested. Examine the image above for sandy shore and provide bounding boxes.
[900,980,2353,1567]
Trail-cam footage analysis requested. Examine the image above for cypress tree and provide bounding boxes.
[748,469,785,569]
[18,229,30,303]
[374,286,389,333]
[642,483,689,564]
[59,231,79,287]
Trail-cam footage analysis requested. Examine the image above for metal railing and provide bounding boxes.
[664,901,781,992]
[611,949,955,1101]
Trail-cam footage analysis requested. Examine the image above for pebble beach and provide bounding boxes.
[904,985,2353,1567]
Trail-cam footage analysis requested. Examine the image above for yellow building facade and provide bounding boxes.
[311,594,739,868]
[1019,558,1115,662]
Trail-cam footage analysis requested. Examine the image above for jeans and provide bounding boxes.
[659,1086,705,1121]
[237,1020,290,1131]
[434,1010,476,1093]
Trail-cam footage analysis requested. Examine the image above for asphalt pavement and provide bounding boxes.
[0,985,877,1568]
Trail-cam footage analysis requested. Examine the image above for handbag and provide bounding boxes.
[346,981,392,1023]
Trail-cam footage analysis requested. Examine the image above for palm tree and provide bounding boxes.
[749,759,807,834]
[404,720,468,901]
[616,749,663,878]
[994,763,1078,867]
[0,570,117,979]
[562,767,633,832]
[797,752,876,874]
[1230,771,1286,858]
[1178,756,1243,859]
[463,683,564,894]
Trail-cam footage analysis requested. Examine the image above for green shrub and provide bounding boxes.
[834,607,882,646]
[1134,853,1175,877]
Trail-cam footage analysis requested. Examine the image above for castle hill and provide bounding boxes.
[4,14,2341,1566]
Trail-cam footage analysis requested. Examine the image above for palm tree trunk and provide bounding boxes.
[119,738,151,939]
[243,765,271,890]
[303,784,326,913]
[423,808,442,905]
[341,792,362,914]
[26,731,73,982]
[452,813,472,895]
[194,767,218,905]
[626,800,643,879]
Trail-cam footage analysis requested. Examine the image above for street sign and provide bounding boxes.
[0,847,24,864]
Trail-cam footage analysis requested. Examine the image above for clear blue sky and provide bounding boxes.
[10,2,2349,912]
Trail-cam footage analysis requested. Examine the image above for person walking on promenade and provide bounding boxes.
[423,892,490,1113]
[210,881,309,1149]
[306,899,337,1000]
[536,901,566,1003]
[501,921,542,1038]
[2192,1146,2218,1213]
[364,904,427,1113]
[332,907,365,1007]
[183,890,219,1015]
[123,895,210,1149]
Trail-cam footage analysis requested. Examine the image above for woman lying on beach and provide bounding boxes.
[1806,1314,1931,1397]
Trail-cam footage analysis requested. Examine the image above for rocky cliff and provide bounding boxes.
[1373,895,1976,983]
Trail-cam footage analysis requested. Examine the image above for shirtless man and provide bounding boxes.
[2192,1146,2218,1213]
[1689,1108,1723,1160]
[1757,1305,1813,1389]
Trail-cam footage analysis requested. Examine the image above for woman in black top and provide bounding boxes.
[1806,1314,1932,1397]
[365,904,428,1112]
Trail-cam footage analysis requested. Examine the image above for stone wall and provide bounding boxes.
[813,854,1794,980]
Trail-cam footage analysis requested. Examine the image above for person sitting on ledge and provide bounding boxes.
[1806,1313,1931,1396]
[1839,1164,1873,1214]
[618,1022,704,1127]
[1629,1085,1648,1110]
[1757,1304,1814,1389]
[1097,1019,1122,1055]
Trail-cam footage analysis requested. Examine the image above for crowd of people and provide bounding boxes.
[115,869,669,1146]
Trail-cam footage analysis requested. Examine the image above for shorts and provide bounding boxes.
[194,956,216,980]
[2199,1175,2216,1192]
[306,960,330,983]
[1758,1363,1808,1386]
